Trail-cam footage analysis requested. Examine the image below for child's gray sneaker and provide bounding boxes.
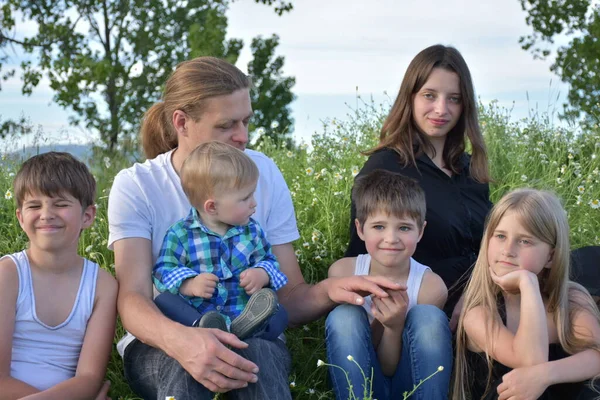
[231,288,278,340]
[196,311,228,332]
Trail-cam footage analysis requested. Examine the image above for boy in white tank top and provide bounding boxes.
[0,152,117,399]
[325,169,450,400]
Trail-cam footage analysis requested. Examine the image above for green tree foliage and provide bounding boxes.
[0,0,294,151]
[519,0,600,125]
[248,34,295,147]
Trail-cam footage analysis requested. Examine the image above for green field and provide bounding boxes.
[1,99,598,399]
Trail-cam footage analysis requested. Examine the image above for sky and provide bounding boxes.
[0,0,572,148]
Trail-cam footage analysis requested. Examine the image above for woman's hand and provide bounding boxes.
[497,364,549,400]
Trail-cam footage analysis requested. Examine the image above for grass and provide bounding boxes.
[0,97,598,399]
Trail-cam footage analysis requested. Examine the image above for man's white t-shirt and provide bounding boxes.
[108,148,300,355]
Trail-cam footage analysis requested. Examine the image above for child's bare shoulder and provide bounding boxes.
[418,270,447,308]
[328,257,356,278]
[0,256,18,282]
[94,267,118,303]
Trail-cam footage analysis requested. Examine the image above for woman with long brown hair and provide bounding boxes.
[327,44,492,398]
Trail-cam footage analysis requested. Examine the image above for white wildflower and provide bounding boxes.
[270,121,280,129]
[4,189,12,200]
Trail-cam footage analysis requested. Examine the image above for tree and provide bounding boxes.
[519,0,600,125]
[0,0,293,151]
[247,34,295,147]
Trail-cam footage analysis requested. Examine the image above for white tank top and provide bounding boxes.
[6,251,99,391]
[354,254,430,323]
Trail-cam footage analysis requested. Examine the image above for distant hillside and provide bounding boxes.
[9,144,94,162]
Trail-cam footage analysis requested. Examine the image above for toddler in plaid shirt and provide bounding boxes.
[152,141,288,340]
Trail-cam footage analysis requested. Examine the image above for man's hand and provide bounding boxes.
[372,288,408,331]
[240,268,270,295]
[180,273,219,298]
[327,275,405,306]
[169,326,260,393]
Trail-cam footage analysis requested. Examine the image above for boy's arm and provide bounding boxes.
[0,258,41,400]
[463,271,548,368]
[152,229,199,295]
[373,289,408,376]
[416,270,448,309]
[20,269,118,400]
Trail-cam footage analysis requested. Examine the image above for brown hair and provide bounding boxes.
[352,169,426,228]
[180,141,259,208]
[141,57,251,159]
[14,152,96,209]
[369,44,490,183]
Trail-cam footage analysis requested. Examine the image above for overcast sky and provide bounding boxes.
[0,0,571,147]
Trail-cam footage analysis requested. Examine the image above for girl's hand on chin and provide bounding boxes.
[489,268,537,294]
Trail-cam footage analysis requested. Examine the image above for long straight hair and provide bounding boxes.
[368,44,490,183]
[453,189,600,399]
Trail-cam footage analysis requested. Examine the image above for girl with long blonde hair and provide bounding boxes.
[454,188,600,400]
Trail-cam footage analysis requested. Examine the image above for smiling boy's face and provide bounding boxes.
[356,211,425,273]
[16,191,96,253]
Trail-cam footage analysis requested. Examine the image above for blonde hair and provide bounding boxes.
[368,44,490,184]
[180,141,258,208]
[453,188,600,399]
[141,57,250,159]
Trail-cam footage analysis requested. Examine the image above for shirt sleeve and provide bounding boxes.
[264,158,300,246]
[152,229,199,294]
[251,223,288,291]
[107,171,152,249]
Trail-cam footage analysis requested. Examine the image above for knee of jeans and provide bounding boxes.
[405,305,451,344]
[325,304,369,337]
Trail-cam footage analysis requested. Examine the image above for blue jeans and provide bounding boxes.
[123,336,292,399]
[325,304,452,400]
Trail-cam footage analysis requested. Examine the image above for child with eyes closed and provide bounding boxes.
[325,169,450,400]
[0,152,117,400]
[453,188,600,400]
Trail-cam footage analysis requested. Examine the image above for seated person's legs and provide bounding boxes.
[394,304,453,400]
[154,288,287,340]
[123,339,214,400]
[325,304,387,400]
[228,337,292,400]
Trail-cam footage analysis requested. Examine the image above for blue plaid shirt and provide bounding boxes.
[153,208,287,324]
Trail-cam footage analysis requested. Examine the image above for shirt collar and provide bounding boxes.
[185,207,244,238]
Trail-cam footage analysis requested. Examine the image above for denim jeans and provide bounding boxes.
[123,336,292,399]
[325,304,453,400]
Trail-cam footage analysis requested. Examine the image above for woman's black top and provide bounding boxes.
[346,148,492,313]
